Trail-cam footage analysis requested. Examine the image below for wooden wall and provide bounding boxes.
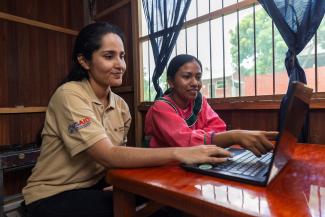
[0,0,84,196]
[0,0,84,146]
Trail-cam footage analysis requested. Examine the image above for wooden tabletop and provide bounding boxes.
[107,144,325,217]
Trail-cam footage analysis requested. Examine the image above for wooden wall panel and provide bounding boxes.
[0,0,84,30]
[0,19,75,145]
[0,113,45,146]
[96,0,122,14]
[0,1,82,147]
[217,110,278,131]
[0,20,74,107]
[309,110,325,144]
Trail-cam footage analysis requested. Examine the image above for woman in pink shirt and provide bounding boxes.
[145,54,277,157]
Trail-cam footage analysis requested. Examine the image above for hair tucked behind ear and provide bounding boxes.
[62,22,125,84]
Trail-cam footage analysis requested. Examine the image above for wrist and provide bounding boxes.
[229,130,239,144]
[172,148,181,162]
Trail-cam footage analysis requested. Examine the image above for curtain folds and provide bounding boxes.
[258,0,325,142]
[142,0,192,99]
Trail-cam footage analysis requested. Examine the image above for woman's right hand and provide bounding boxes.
[230,130,278,157]
[173,145,232,164]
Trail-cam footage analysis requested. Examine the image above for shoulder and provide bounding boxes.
[60,81,86,93]
[54,81,88,98]
[110,91,130,111]
[151,96,178,112]
[49,81,90,107]
[201,95,209,105]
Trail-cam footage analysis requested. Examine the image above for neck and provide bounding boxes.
[89,80,110,106]
[170,93,189,109]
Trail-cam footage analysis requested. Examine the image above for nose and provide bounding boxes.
[115,57,126,72]
[190,77,199,87]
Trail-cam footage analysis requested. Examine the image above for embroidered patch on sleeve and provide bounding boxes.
[68,117,92,133]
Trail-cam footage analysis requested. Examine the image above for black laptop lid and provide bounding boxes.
[266,81,313,185]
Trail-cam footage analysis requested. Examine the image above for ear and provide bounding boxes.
[77,55,90,70]
[167,79,174,88]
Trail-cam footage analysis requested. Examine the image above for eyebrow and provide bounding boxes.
[101,50,125,55]
[180,71,202,74]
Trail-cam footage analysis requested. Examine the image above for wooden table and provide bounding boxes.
[106,144,325,217]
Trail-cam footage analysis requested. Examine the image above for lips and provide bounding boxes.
[111,73,123,78]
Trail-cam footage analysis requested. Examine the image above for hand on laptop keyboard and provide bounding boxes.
[174,145,232,164]
[230,130,278,157]
[211,130,278,157]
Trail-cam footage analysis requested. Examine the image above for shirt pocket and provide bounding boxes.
[106,124,125,146]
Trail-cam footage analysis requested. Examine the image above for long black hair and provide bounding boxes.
[63,22,125,83]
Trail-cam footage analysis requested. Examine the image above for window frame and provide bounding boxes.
[135,0,325,108]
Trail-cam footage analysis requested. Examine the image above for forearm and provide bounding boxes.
[104,146,179,168]
[211,130,237,148]
[87,138,180,168]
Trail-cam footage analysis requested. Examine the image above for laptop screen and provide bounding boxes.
[266,82,313,184]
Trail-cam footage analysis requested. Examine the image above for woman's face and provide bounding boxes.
[168,60,202,106]
[86,33,126,88]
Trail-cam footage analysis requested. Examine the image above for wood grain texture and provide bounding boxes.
[0,11,78,35]
[107,144,325,217]
[0,107,47,114]
[113,187,136,217]
[0,113,45,145]
[0,0,82,146]
[0,0,84,30]
[95,0,130,20]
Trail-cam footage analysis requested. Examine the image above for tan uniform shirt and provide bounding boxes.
[23,80,131,205]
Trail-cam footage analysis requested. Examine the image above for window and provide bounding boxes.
[139,0,325,101]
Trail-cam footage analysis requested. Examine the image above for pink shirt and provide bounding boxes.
[145,95,226,147]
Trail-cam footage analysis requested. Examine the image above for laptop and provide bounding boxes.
[181,81,313,186]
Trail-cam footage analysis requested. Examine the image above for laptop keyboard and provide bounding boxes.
[213,150,273,177]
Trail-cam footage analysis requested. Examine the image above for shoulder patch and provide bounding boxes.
[68,117,92,133]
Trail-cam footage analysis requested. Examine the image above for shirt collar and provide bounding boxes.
[82,79,116,109]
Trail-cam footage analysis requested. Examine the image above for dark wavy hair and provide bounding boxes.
[63,22,125,83]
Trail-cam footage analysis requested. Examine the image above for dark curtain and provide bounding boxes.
[142,0,192,99]
[258,0,325,142]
